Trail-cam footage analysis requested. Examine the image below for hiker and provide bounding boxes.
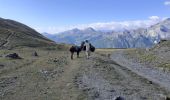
[84,40,91,59]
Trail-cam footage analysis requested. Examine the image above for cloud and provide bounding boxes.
[36,16,165,34]
[164,1,170,5]
[35,26,70,34]
[149,16,160,20]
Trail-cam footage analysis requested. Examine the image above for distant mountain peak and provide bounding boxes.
[84,27,96,32]
[68,28,81,33]
[165,18,170,21]
[162,18,170,24]
[72,28,80,31]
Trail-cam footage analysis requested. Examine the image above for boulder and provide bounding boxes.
[34,51,38,56]
[114,96,125,100]
[6,53,21,59]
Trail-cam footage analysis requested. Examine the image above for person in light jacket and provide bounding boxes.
[84,40,91,59]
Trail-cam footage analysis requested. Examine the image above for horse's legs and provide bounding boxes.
[77,51,79,58]
[71,52,74,60]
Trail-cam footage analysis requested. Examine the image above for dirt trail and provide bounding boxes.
[0,49,169,100]
[3,31,14,47]
[53,58,83,100]
[0,31,14,47]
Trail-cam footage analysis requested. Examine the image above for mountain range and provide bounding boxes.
[43,18,170,48]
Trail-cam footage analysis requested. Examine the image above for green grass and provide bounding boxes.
[158,63,170,69]
[139,54,157,63]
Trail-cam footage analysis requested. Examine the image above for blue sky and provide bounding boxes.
[0,0,170,33]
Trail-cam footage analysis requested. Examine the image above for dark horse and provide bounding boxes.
[69,42,85,60]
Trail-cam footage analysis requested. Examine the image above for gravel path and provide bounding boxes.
[111,50,170,92]
[75,54,169,100]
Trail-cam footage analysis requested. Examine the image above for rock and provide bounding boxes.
[53,59,59,62]
[34,51,38,56]
[108,54,111,58]
[114,96,125,100]
[0,64,4,67]
[110,89,115,92]
[0,76,18,88]
[6,53,21,59]
[159,39,167,44]
[0,64,4,68]
[147,80,153,84]
[166,97,170,100]
[92,91,100,98]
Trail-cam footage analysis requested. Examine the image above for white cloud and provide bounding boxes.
[149,16,160,20]
[164,1,170,5]
[35,26,70,34]
[36,16,165,34]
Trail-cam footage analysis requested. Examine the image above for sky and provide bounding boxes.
[0,0,170,34]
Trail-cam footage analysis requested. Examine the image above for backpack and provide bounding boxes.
[90,43,95,52]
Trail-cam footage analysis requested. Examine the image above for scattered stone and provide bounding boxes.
[108,54,111,58]
[0,76,17,88]
[82,88,91,92]
[146,48,150,51]
[157,39,168,46]
[53,58,59,62]
[110,89,115,92]
[159,39,167,43]
[40,70,49,75]
[158,94,170,100]
[34,51,38,56]
[5,53,22,59]
[166,97,170,100]
[114,96,125,100]
[0,64,4,68]
[147,80,153,84]
[92,91,100,98]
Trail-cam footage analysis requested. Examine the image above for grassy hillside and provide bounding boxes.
[125,40,170,71]
[0,18,55,48]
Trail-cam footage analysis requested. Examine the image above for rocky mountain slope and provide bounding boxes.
[43,18,170,48]
[0,18,55,48]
